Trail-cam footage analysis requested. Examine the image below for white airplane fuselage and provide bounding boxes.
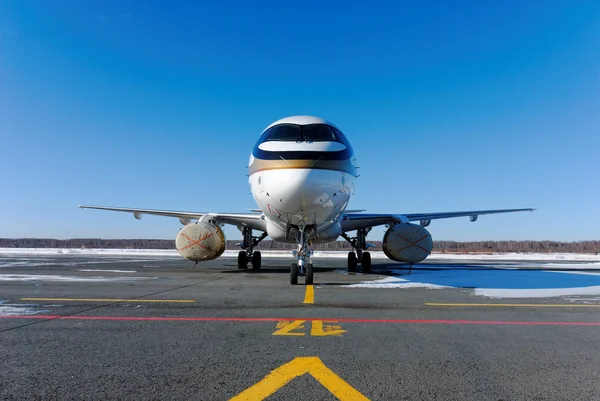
[247,116,357,244]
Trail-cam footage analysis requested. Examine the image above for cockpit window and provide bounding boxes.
[264,123,348,143]
[303,125,336,142]
[331,126,351,148]
[265,124,301,141]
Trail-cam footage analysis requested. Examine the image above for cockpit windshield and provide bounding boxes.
[303,125,336,142]
[264,123,347,144]
[266,124,302,141]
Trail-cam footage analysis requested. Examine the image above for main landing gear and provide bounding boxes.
[289,225,314,285]
[341,228,373,273]
[237,228,267,270]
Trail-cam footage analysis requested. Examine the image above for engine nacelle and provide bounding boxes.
[176,222,226,262]
[382,223,433,263]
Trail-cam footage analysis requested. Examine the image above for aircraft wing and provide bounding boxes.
[78,205,266,231]
[341,208,535,232]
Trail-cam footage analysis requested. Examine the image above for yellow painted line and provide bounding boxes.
[303,285,315,304]
[426,303,600,308]
[230,356,369,401]
[21,298,195,303]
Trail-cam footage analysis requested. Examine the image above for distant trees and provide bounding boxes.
[0,238,598,254]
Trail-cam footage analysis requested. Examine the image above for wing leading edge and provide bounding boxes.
[342,208,535,232]
[78,205,266,231]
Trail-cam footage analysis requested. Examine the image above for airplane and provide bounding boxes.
[79,115,534,285]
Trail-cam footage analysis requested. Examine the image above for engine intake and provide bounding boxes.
[382,223,433,263]
[176,222,226,262]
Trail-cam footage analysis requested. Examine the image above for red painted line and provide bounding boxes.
[2,315,600,326]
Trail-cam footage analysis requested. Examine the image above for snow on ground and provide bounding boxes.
[0,300,48,316]
[77,269,137,273]
[0,248,598,262]
[2,248,600,299]
[348,262,600,298]
[0,248,181,257]
[426,253,600,262]
[347,276,449,289]
[473,286,600,298]
[0,274,156,282]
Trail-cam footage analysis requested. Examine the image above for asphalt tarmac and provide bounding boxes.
[1,255,600,400]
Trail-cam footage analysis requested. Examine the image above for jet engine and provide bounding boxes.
[382,223,433,263]
[176,222,226,262]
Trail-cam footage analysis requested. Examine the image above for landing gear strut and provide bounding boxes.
[289,224,314,285]
[341,228,373,273]
[237,227,267,270]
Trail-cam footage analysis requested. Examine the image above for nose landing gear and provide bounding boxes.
[290,225,314,285]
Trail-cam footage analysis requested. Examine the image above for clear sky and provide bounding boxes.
[1,1,599,241]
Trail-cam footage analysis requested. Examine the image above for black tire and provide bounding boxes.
[362,252,372,273]
[305,263,314,285]
[251,251,262,270]
[290,263,299,285]
[237,251,248,269]
[348,252,357,273]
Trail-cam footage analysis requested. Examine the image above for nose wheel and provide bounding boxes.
[290,262,313,285]
[290,263,298,285]
[305,263,313,285]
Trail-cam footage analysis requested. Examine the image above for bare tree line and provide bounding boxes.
[1,238,598,254]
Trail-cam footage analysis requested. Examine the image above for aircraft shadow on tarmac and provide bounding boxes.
[371,262,600,290]
[220,266,340,274]
[213,261,600,290]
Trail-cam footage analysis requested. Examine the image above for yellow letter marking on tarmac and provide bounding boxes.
[229,357,370,401]
[272,320,306,336]
[311,320,347,336]
[272,320,346,336]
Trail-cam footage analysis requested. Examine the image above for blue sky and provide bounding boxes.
[1,1,599,241]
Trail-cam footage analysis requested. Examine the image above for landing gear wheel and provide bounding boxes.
[361,252,371,273]
[347,252,357,273]
[237,251,248,269]
[290,263,299,285]
[251,251,262,270]
[305,263,314,285]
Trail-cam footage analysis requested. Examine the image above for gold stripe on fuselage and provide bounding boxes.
[248,158,356,176]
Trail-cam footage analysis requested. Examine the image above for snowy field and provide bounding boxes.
[1,248,600,299]
[1,247,599,262]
